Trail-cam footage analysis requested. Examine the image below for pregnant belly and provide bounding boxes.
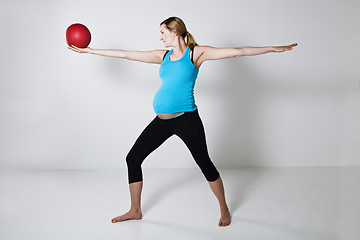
[153,85,191,118]
[153,87,180,112]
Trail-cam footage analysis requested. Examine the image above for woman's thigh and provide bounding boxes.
[174,110,219,181]
[127,116,173,162]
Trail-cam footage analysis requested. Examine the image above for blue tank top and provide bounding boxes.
[153,47,199,114]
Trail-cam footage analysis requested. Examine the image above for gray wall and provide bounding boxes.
[0,0,359,170]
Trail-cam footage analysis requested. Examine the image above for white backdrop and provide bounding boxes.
[0,0,359,170]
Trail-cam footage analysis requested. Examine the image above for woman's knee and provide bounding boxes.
[197,159,220,182]
[126,152,144,182]
[205,170,220,182]
[126,151,141,169]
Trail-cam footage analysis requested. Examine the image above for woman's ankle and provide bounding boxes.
[130,207,142,213]
[220,205,229,213]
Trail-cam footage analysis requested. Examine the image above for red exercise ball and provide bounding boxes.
[66,23,91,48]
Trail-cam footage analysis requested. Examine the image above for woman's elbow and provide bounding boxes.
[236,47,246,57]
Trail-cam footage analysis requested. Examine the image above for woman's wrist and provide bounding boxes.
[87,47,94,54]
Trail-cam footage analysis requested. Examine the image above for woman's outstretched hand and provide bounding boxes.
[273,43,298,53]
[68,45,91,54]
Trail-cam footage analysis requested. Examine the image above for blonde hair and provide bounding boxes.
[160,16,198,50]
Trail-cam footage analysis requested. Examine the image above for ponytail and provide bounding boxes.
[186,32,198,51]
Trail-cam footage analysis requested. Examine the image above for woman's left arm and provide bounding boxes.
[199,43,297,62]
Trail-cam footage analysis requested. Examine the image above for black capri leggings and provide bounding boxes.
[126,109,220,184]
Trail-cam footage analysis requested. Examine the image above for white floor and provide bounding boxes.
[0,167,359,240]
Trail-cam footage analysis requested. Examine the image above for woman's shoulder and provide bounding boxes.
[193,45,213,51]
[191,45,213,69]
[192,45,215,56]
[150,49,171,60]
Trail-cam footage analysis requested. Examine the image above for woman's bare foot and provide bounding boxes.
[218,209,231,227]
[111,209,142,223]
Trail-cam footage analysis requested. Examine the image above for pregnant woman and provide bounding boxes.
[69,16,297,227]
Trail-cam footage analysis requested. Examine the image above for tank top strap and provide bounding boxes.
[162,50,170,61]
[185,47,194,63]
[191,47,194,63]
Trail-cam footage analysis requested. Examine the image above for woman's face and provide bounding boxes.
[160,24,176,47]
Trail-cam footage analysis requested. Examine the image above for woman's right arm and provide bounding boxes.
[68,45,166,64]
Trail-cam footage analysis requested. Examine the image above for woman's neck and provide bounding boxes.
[171,38,187,57]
